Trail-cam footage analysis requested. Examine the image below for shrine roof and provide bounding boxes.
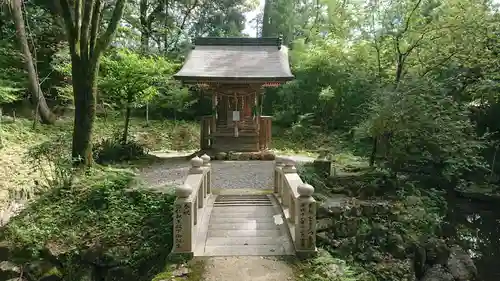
[173,37,294,83]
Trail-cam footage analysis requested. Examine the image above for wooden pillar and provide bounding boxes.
[233,92,239,137]
[212,92,217,133]
[255,92,260,133]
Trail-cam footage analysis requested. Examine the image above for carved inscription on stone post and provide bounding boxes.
[295,182,317,253]
[173,201,193,253]
[298,201,308,248]
[307,201,317,249]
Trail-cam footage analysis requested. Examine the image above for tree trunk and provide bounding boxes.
[71,58,98,166]
[0,107,3,149]
[140,0,150,54]
[122,91,134,144]
[56,0,126,167]
[145,101,149,126]
[163,0,169,56]
[262,0,273,37]
[140,31,150,54]
[11,0,56,125]
[369,136,377,167]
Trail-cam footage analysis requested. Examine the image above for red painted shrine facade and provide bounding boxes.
[174,37,294,152]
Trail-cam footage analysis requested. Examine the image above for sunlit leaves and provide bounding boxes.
[99,48,180,108]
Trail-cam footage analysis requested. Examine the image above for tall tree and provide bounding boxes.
[139,0,164,53]
[8,0,56,124]
[261,0,295,43]
[55,0,127,166]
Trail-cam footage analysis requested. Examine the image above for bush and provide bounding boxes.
[357,78,488,184]
[25,132,74,189]
[3,167,176,281]
[296,248,375,281]
[93,132,147,164]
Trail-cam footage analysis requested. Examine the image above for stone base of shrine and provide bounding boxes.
[188,149,276,161]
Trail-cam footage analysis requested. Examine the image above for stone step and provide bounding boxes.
[215,198,271,202]
[209,216,275,224]
[209,212,275,218]
[214,197,272,206]
[215,199,270,203]
[205,236,285,246]
[207,229,282,238]
[208,222,281,230]
[210,207,276,216]
[216,195,269,200]
[203,245,288,256]
[213,202,273,207]
[206,236,290,246]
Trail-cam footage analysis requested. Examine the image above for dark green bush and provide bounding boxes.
[93,133,147,164]
[3,167,176,281]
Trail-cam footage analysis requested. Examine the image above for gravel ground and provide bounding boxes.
[138,158,191,189]
[201,257,295,281]
[139,160,274,190]
[138,153,315,190]
[212,161,274,189]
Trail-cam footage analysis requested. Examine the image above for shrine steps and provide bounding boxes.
[211,135,260,152]
[195,194,295,257]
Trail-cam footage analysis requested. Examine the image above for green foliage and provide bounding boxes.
[25,132,74,189]
[0,40,25,104]
[3,166,176,280]
[269,41,377,130]
[357,78,488,182]
[99,49,181,107]
[296,249,375,281]
[93,132,148,164]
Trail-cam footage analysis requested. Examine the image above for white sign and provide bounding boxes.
[232,111,240,121]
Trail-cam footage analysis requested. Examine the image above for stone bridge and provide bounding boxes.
[171,155,317,258]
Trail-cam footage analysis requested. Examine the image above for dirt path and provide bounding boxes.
[200,256,296,281]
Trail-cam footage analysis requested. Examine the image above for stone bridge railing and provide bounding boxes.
[171,154,211,258]
[274,157,318,258]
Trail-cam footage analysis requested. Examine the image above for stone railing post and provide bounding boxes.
[281,158,296,208]
[274,157,285,194]
[189,156,204,211]
[201,154,211,196]
[295,183,317,258]
[172,183,194,256]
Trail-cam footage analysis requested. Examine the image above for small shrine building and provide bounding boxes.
[174,37,294,152]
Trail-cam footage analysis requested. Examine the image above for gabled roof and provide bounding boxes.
[174,37,294,83]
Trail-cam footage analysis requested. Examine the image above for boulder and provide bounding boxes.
[0,241,11,261]
[0,261,20,280]
[316,195,350,219]
[39,275,62,281]
[25,260,61,280]
[249,152,260,160]
[423,238,450,266]
[316,218,335,232]
[239,153,250,160]
[446,245,477,281]
[106,266,136,281]
[261,151,275,161]
[317,196,391,219]
[215,152,227,160]
[387,233,406,259]
[229,153,240,161]
[420,265,454,281]
[313,159,334,177]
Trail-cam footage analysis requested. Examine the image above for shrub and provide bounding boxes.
[25,132,74,189]
[3,167,176,281]
[93,132,147,164]
[357,78,488,184]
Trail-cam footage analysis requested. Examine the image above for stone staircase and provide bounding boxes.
[201,195,294,256]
